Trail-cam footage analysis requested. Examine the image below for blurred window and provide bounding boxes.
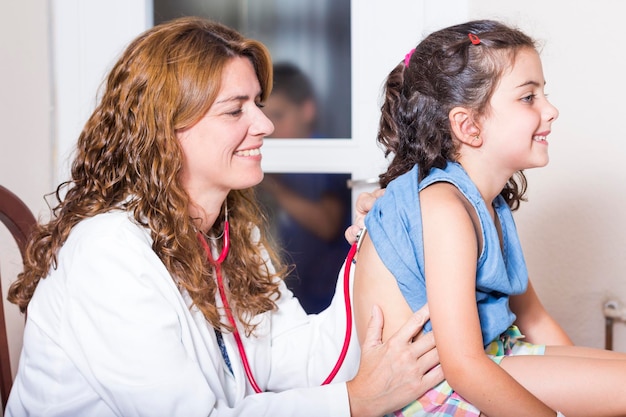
[154,0,351,139]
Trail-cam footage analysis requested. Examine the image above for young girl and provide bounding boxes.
[353,19,626,417]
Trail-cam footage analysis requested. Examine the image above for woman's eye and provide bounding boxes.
[256,102,265,109]
[521,94,536,103]
[227,109,243,116]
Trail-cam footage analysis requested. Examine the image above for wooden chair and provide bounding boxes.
[0,185,37,409]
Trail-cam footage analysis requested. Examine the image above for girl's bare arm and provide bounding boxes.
[509,280,573,346]
[420,183,556,416]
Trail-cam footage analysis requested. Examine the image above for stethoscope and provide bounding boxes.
[197,208,358,393]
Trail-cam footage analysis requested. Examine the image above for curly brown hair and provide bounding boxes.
[377,20,537,210]
[8,16,285,335]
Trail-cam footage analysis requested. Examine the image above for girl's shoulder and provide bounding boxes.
[419,181,478,229]
[420,180,470,207]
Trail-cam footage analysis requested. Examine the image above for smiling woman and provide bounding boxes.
[177,56,273,228]
[4,16,444,417]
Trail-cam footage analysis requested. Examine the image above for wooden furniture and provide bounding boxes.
[0,185,37,408]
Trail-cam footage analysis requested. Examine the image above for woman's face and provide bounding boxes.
[177,56,274,205]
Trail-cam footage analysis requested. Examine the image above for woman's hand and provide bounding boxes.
[346,304,442,417]
[345,189,385,244]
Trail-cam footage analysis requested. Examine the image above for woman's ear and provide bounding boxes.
[449,107,481,147]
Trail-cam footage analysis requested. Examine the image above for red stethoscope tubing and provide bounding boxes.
[198,222,263,393]
[321,241,355,385]
[198,221,356,393]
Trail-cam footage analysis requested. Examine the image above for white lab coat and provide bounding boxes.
[6,211,360,416]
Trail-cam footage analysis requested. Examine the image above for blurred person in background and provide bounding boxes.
[259,62,351,313]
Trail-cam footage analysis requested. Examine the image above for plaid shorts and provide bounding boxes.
[485,325,546,364]
[386,325,545,416]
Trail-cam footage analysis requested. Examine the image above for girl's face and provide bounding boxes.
[177,56,274,205]
[478,47,559,175]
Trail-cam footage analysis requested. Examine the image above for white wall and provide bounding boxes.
[51,0,152,184]
[2,2,626,382]
[0,0,52,377]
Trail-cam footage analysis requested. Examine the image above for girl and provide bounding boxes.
[354,19,626,417]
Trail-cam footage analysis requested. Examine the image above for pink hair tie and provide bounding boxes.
[404,48,415,67]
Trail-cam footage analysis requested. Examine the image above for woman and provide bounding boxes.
[6,17,442,417]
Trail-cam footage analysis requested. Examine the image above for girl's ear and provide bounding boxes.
[449,107,482,147]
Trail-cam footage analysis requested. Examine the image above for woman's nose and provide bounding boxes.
[253,106,275,137]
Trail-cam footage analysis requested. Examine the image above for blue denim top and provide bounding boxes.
[365,162,528,346]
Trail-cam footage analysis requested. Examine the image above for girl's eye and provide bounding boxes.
[256,102,265,109]
[521,94,536,103]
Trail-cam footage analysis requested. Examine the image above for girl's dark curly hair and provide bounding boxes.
[8,17,285,335]
[378,19,537,210]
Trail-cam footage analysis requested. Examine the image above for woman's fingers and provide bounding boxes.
[345,188,385,243]
[389,304,431,345]
[346,303,442,417]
